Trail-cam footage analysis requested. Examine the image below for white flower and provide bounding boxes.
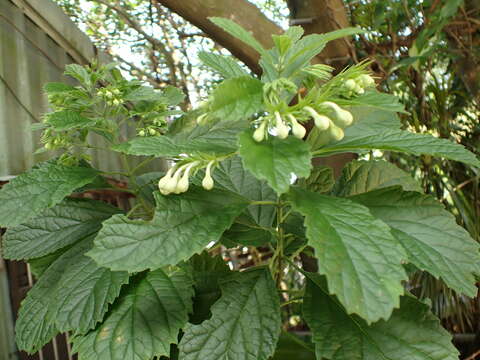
[158,168,175,195]
[174,162,199,194]
[328,123,345,141]
[359,74,375,87]
[253,121,266,142]
[287,114,306,139]
[202,161,215,190]
[304,106,330,131]
[274,112,289,139]
[345,79,357,91]
[320,102,353,128]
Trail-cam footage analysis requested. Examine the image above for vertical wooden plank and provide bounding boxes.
[0,255,18,360]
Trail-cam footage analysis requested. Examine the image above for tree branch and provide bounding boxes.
[156,0,283,74]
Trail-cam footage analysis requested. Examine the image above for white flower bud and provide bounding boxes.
[202,161,215,190]
[113,89,121,95]
[275,112,289,139]
[359,74,375,87]
[304,106,330,131]
[148,128,156,136]
[112,99,121,106]
[138,130,146,137]
[287,114,306,139]
[354,84,365,95]
[106,91,114,99]
[328,123,345,142]
[253,122,266,142]
[174,162,198,194]
[345,79,356,91]
[158,168,175,195]
[320,102,353,128]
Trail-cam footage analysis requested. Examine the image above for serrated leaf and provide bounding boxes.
[333,160,421,196]
[222,221,273,247]
[65,64,90,84]
[209,17,267,56]
[0,161,99,227]
[238,131,312,195]
[46,110,96,131]
[53,255,129,333]
[43,82,76,94]
[213,156,277,227]
[15,239,91,353]
[288,187,407,322]
[72,269,193,360]
[28,246,71,278]
[114,119,247,157]
[350,187,480,297]
[184,252,231,324]
[209,76,263,122]
[300,165,335,193]
[316,109,480,167]
[125,86,185,105]
[15,237,129,353]
[179,268,281,360]
[303,274,458,360]
[280,28,363,78]
[3,198,121,260]
[336,91,407,113]
[88,188,249,272]
[198,52,248,79]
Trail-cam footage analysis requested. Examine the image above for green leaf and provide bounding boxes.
[114,119,247,157]
[319,128,480,167]
[288,187,407,323]
[28,246,72,278]
[300,165,335,194]
[350,187,480,297]
[184,252,231,324]
[303,274,459,360]
[179,268,281,360]
[125,86,184,105]
[52,256,129,333]
[222,221,273,247]
[198,52,248,79]
[3,198,121,260]
[238,131,312,195]
[280,28,363,78]
[316,109,480,167]
[88,188,249,272]
[213,156,277,227]
[209,17,267,56]
[209,76,263,122]
[46,110,96,131]
[335,91,407,113]
[44,82,76,94]
[65,64,90,84]
[15,239,91,353]
[72,269,193,360]
[333,160,422,196]
[0,161,99,227]
[15,237,129,353]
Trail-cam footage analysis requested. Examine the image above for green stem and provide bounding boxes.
[250,200,278,206]
[280,298,303,307]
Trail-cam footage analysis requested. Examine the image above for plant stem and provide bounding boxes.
[250,200,278,206]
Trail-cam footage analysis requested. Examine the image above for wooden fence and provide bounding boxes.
[0,0,165,359]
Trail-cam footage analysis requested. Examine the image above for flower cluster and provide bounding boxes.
[252,101,353,143]
[158,160,216,195]
[344,74,375,96]
[96,87,124,106]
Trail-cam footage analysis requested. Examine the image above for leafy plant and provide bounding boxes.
[1,18,479,360]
